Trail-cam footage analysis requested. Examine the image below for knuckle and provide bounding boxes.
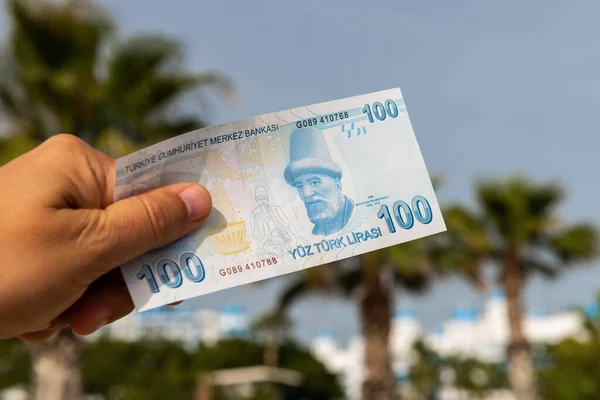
[40,134,91,172]
[88,212,119,259]
[68,211,118,270]
[45,134,87,150]
[138,195,173,242]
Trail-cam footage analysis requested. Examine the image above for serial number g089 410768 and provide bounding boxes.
[136,252,206,293]
[295,112,350,129]
[219,257,279,276]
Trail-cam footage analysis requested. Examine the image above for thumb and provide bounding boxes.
[98,183,212,268]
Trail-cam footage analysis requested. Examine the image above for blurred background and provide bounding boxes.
[0,0,598,399]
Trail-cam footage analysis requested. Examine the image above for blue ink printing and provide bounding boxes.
[284,126,355,236]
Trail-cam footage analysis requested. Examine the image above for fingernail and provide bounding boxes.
[178,185,212,221]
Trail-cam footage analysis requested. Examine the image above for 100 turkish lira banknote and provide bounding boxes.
[114,88,446,311]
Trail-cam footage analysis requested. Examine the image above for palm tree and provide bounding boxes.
[440,175,597,400]
[276,237,434,400]
[250,309,292,367]
[0,1,231,399]
[1,0,231,158]
[409,339,509,399]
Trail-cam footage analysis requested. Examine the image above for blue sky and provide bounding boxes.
[1,0,599,344]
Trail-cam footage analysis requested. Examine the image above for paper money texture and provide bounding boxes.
[114,88,446,311]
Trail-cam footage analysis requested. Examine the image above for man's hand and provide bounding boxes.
[0,134,212,341]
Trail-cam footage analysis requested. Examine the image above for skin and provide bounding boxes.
[0,134,212,341]
[292,173,343,225]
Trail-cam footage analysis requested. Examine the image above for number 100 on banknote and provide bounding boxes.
[114,88,447,311]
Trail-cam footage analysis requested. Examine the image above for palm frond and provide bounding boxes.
[276,278,310,311]
[250,308,292,334]
[527,183,563,218]
[476,176,566,248]
[386,242,432,292]
[105,35,232,141]
[140,116,206,144]
[444,205,493,255]
[522,258,559,279]
[338,266,362,296]
[107,35,182,94]
[551,224,598,263]
[476,179,511,228]
[9,0,112,71]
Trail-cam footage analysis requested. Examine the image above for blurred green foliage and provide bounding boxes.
[0,337,341,400]
[0,0,232,164]
[409,340,509,398]
[0,338,30,390]
[194,338,342,400]
[537,292,600,399]
[538,338,600,400]
[82,338,196,400]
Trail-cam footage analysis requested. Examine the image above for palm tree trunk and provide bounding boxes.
[264,331,279,367]
[502,249,537,400]
[359,255,399,400]
[30,328,82,400]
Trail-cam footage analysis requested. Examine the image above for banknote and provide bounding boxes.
[114,88,446,311]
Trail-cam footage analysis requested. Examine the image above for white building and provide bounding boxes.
[8,290,589,400]
[310,289,589,400]
[88,302,249,349]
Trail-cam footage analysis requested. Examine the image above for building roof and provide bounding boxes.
[200,365,303,387]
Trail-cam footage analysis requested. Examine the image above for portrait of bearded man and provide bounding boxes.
[284,126,355,236]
